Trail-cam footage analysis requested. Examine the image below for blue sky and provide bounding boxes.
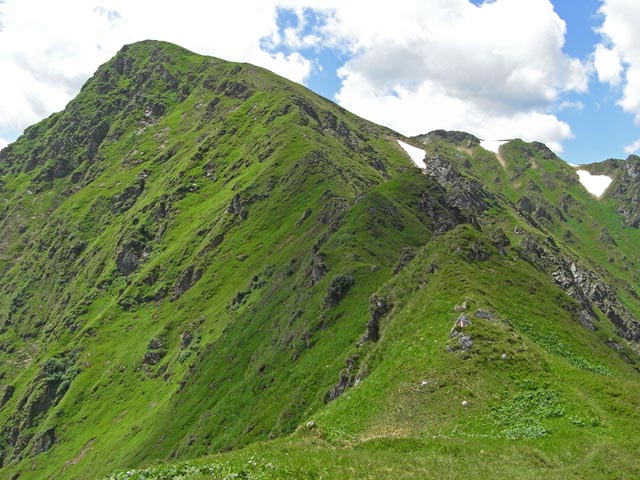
[550,0,636,164]
[1,0,640,165]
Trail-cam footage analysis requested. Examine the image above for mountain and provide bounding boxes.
[0,40,639,479]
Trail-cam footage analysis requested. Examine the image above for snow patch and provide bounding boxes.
[576,170,612,198]
[397,140,426,168]
[480,139,508,153]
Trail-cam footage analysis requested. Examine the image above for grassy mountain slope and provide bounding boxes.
[0,42,638,479]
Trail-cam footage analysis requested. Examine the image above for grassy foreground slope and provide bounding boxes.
[0,42,638,479]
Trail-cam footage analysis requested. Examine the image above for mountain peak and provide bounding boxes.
[414,129,480,148]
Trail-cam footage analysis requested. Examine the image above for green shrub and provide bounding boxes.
[324,274,355,308]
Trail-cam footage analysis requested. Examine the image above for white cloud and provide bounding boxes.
[0,138,8,151]
[309,0,587,152]
[557,100,584,112]
[596,0,640,122]
[0,0,313,140]
[624,139,640,154]
[336,74,572,152]
[593,44,623,86]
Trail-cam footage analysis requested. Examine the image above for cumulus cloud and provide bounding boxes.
[0,0,312,140]
[319,0,587,151]
[596,0,640,122]
[623,139,640,154]
[336,74,572,152]
[593,44,623,85]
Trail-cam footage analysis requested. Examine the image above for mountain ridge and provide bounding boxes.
[0,40,639,479]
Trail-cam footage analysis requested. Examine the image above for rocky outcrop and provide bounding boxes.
[171,265,203,301]
[393,247,417,274]
[227,193,248,219]
[422,152,496,225]
[361,295,391,343]
[142,337,167,366]
[4,355,77,458]
[517,195,565,225]
[326,355,360,401]
[32,427,56,455]
[518,233,640,344]
[308,245,327,286]
[0,385,15,409]
[111,174,147,214]
[227,190,269,221]
[116,240,144,276]
[418,190,465,234]
[87,121,110,161]
[609,155,640,228]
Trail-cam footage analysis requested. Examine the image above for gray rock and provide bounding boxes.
[519,232,640,344]
[422,152,496,216]
[171,265,203,301]
[606,338,624,352]
[327,355,359,401]
[295,208,312,228]
[0,384,15,409]
[394,247,417,275]
[32,427,56,455]
[455,314,472,328]
[115,242,142,276]
[458,335,473,351]
[454,301,468,312]
[180,331,193,349]
[474,309,495,320]
[362,295,391,343]
[309,245,327,286]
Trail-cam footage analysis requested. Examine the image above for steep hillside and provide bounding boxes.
[0,42,638,479]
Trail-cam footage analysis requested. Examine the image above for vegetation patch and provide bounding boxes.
[491,383,565,439]
[520,323,613,375]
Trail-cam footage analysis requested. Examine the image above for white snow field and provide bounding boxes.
[576,169,612,198]
[397,140,426,168]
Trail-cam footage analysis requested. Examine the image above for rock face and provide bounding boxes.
[609,155,640,228]
[362,295,391,343]
[393,247,417,274]
[518,233,640,344]
[142,337,167,366]
[0,385,15,410]
[447,314,474,353]
[422,152,496,220]
[111,174,146,213]
[116,241,143,275]
[309,245,328,286]
[171,265,203,301]
[3,355,77,459]
[327,355,360,401]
